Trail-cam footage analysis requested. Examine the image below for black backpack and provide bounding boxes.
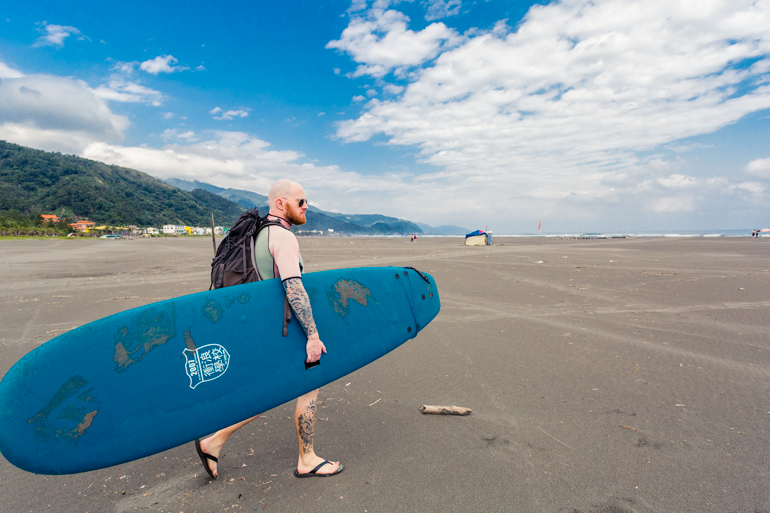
[210,209,292,335]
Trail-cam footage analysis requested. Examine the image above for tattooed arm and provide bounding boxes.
[283,277,326,362]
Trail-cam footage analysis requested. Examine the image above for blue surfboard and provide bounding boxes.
[0,266,440,475]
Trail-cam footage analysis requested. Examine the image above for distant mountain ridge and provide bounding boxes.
[416,223,471,235]
[164,178,268,210]
[162,178,424,235]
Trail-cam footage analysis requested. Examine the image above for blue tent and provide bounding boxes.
[465,229,485,239]
[465,229,490,246]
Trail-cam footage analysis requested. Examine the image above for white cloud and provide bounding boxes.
[140,55,187,75]
[0,71,128,154]
[163,112,174,119]
[665,142,714,153]
[111,61,139,74]
[349,0,370,13]
[326,8,461,77]
[383,83,404,94]
[732,181,764,194]
[657,174,697,189]
[196,65,207,71]
[706,177,728,186]
[366,88,378,96]
[651,195,695,213]
[93,78,164,106]
[424,0,461,21]
[161,128,197,141]
[0,62,24,79]
[746,157,770,178]
[33,22,88,47]
[209,107,250,120]
[352,95,367,102]
[331,0,770,226]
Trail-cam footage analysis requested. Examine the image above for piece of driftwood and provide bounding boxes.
[420,405,472,416]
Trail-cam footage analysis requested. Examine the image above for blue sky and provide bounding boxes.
[1,0,769,233]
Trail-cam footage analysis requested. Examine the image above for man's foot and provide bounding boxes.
[296,456,342,477]
[196,437,222,479]
[294,459,344,478]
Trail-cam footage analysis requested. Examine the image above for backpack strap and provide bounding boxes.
[254,218,294,338]
[283,296,292,337]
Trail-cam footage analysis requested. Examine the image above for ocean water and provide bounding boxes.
[407,229,763,238]
[499,229,760,238]
[337,229,767,238]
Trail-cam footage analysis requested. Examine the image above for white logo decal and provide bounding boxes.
[183,344,231,389]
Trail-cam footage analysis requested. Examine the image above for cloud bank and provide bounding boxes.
[330,0,770,228]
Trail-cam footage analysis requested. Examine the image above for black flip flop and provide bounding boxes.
[294,460,344,478]
[194,439,218,480]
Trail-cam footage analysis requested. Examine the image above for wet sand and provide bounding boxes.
[0,236,768,513]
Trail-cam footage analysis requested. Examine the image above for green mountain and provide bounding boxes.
[0,140,245,227]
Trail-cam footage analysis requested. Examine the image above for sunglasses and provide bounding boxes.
[297,198,307,207]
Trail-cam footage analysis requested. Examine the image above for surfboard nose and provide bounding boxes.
[402,268,440,334]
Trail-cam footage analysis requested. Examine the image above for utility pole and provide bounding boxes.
[210,213,217,255]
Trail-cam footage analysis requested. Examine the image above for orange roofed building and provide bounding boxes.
[69,220,96,231]
[41,215,60,223]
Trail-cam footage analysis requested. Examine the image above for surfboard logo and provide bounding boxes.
[183,344,231,389]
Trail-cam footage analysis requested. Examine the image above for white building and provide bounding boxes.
[146,227,159,235]
[214,226,225,235]
[162,224,187,235]
[193,227,207,235]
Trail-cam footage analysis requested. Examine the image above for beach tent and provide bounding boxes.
[465,229,489,246]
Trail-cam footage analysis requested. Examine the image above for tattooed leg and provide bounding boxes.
[296,397,316,455]
[294,389,341,475]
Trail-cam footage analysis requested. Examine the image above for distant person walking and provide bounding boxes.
[195,179,343,479]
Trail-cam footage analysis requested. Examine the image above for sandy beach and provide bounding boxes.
[0,236,768,513]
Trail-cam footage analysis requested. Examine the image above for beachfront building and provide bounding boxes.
[146,227,159,235]
[162,224,187,235]
[214,226,225,235]
[69,220,96,232]
[193,227,207,235]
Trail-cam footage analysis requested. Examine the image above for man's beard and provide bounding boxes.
[285,206,306,226]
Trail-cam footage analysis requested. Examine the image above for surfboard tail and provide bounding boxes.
[398,267,440,336]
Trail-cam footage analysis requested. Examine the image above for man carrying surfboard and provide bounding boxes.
[195,179,344,479]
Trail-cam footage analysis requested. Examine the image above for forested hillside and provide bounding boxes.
[0,140,244,227]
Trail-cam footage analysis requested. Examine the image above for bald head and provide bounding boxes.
[267,179,308,225]
[268,179,303,208]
